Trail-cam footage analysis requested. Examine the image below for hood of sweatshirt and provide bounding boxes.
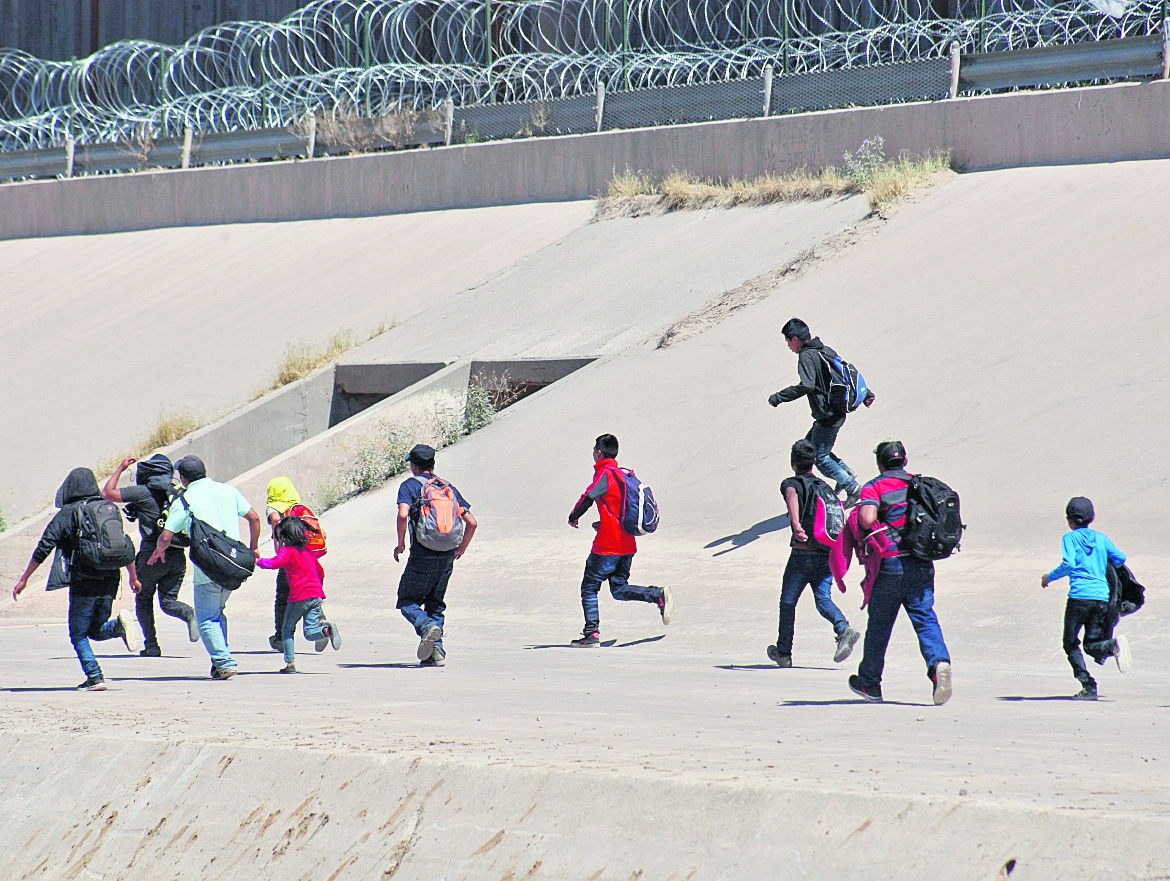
[1069,528,1102,555]
[54,467,101,507]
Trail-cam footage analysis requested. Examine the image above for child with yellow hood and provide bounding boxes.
[264,477,327,652]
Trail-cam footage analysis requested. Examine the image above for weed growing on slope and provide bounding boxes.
[96,410,203,477]
[865,149,951,213]
[843,136,887,188]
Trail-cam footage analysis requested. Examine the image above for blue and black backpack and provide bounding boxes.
[819,351,869,414]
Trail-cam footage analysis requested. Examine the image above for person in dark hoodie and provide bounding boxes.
[102,456,198,656]
[1041,497,1130,700]
[768,318,874,508]
[11,467,143,690]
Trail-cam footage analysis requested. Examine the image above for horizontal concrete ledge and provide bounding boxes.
[2,732,1166,880]
[3,80,1170,241]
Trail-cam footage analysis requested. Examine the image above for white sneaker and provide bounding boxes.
[119,610,142,654]
[657,586,674,625]
[417,625,442,660]
[932,661,953,705]
[1114,634,1131,673]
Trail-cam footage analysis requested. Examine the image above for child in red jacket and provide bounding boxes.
[256,517,339,673]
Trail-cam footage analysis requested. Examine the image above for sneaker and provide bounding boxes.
[656,586,674,625]
[269,634,283,652]
[417,625,442,660]
[279,662,296,674]
[314,636,329,652]
[139,646,162,658]
[931,661,953,706]
[188,616,201,643]
[421,645,447,667]
[210,666,236,680]
[833,627,861,663]
[570,632,600,648]
[1114,634,1131,673]
[1073,685,1098,700]
[842,485,861,509]
[118,610,143,654]
[766,645,793,668]
[325,622,342,651]
[848,674,883,702]
[77,677,107,691]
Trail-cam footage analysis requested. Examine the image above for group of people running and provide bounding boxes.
[9,317,1135,702]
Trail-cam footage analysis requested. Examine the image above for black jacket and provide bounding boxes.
[35,468,120,597]
[772,337,839,423]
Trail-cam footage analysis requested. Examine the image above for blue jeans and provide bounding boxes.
[775,550,849,654]
[806,416,857,492]
[397,552,454,649]
[282,597,327,663]
[68,594,122,680]
[580,553,662,636]
[194,581,236,671]
[856,556,950,687]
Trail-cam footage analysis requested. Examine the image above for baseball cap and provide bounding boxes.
[406,444,436,466]
[873,439,907,469]
[1065,496,1095,526]
[174,455,206,482]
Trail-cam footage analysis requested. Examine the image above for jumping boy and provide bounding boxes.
[567,434,672,647]
[394,444,477,667]
[1041,497,1130,700]
[768,439,860,667]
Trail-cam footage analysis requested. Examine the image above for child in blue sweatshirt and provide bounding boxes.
[1040,496,1130,700]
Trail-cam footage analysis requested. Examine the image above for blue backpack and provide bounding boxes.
[608,467,660,536]
[820,351,869,413]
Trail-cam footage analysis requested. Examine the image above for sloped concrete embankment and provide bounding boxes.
[2,734,1164,881]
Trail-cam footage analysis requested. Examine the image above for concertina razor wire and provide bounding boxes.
[0,0,1164,151]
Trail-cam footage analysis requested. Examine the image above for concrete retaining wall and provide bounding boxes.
[3,80,1170,240]
[1,732,1166,881]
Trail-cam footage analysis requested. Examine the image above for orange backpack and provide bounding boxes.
[287,503,327,556]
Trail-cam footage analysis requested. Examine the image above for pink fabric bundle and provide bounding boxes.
[829,507,895,609]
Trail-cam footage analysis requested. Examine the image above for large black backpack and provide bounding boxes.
[72,499,136,571]
[179,496,255,589]
[902,476,964,561]
[791,473,845,548]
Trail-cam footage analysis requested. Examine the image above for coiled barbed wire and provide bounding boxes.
[0,0,1162,150]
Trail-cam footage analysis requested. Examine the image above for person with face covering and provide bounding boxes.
[102,455,198,655]
[11,468,143,690]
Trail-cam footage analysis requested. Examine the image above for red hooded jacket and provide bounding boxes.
[570,458,636,557]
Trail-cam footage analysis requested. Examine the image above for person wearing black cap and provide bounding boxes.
[1041,497,1131,699]
[102,455,198,655]
[149,455,261,680]
[848,440,953,705]
[393,444,477,667]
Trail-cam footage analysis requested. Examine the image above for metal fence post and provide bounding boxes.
[64,138,75,177]
[443,98,455,145]
[484,0,494,102]
[181,126,193,169]
[622,0,630,89]
[782,0,790,75]
[949,41,961,98]
[762,64,774,117]
[596,82,606,132]
[979,0,987,52]
[306,115,317,159]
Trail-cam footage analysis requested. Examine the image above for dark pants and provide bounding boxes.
[272,569,290,639]
[1063,598,1117,689]
[805,415,857,492]
[579,553,662,636]
[776,549,849,654]
[68,594,122,680]
[397,552,454,649]
[857,556,950,688]
[134,547,191,650]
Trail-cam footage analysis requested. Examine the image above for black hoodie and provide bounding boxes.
[35,468,121,596]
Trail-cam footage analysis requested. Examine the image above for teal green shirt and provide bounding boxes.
[165,478,253,585]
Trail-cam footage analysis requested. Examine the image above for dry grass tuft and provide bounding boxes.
[607,168,656,197]
[865,150,951,213]
[268,331,357,392]
[96,410,203,477]
[659,168,851,210]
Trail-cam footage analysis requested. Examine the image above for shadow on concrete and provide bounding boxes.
[338,663,432,669]
[781,699,927,707]
[5,686,82,692]
[705,515,789,556]
[996,695,1098,702]
[716,663,836,671]
[616,635,666,648]
[524,640,619,649]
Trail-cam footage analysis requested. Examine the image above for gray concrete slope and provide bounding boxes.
[1,162,1169,880]
[0,201,593,521]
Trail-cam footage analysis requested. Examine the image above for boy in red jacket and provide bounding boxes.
[567,434,673,646]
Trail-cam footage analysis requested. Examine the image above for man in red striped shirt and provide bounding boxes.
[847,440,953,705]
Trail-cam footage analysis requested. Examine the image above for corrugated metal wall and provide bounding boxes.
[0,1,306,60]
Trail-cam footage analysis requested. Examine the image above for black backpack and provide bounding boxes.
[179,496,255,590]
[1108,563,1145,617]
[72,499,136,571]
[901,476,964,561]
[791,473,845,548]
